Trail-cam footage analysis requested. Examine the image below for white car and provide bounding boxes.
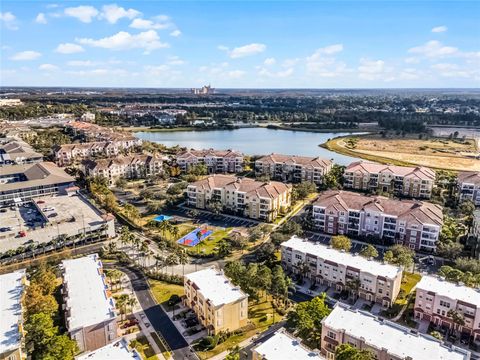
[43,207,55,212]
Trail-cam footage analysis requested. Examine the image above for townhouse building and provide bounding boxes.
[344,161,435,199]
[321,303,470,360]
[457,171,480,206]
[255,153,332,185]
[0,269,27,360]
[83,154,163,186]
[0,138,43,166]
[65,121,142,144]
[176,148,244,173]
[187,175,292,222]
[61,254,118,353]
[312,190,444,252]
[414,276,480,343]
[281,236,402,307]
[76,339,141,360]
[183,267,248,335]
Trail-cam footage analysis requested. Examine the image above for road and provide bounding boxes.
[105,264,198,360]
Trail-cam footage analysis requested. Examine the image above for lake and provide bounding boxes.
[135,128,363,165]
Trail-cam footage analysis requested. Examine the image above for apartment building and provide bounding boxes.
[0,269,27,360]
[344,161,436,199]
[62,254,118,353]
[65,121,143,144]
[187,175,292,222]
[321,303,471,360]
[414,276,480,343]
[84,154,163,186]
[0,162,75,207]
[176,148,244,173]
[183,267,248,335]
[457,171,480,206]
[471,210,480,259]
[255,153,332,185]
[0,138,43,166]
[252,328,325,360]
[76,338,141,360]
[281,236,402,307]
[312,190,444,252]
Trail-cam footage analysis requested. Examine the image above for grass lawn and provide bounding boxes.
[396,272,422,306]
[148,279,184,305]
[131,336,157,360]
[187,227,232,255]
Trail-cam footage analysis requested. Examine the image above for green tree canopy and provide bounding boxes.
[330,235,352,252]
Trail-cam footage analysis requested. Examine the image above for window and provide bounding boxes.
[327,331,336,340]
[440,300,451,308]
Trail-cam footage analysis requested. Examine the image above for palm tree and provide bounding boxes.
[166,254,179,276]
[154,254,164,273]
[127,296,137,315]
[177,250,189,277]
[116,294,129,320]
[171,225,179,241]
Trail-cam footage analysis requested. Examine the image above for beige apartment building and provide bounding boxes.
[0,138,43,166]
[344,161,436,199]
[183,267,248,335]
[176,148,244,173]
[281,236,402,307]
[414,276,480,344]
[312,190,444,252]
[62,254,118,353]
[187,175,292,222]
[457,171,480,206]
[255,153,332,185]
[321,303,471,360]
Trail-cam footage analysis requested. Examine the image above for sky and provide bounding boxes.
[1,1,479,88]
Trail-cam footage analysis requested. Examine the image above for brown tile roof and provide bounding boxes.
[257,153,332,169]
[177,148,243,159]
[458,171,480,186]
[345,161,435,181]
[85,154,162,171]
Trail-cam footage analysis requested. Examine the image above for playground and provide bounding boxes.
[153,214,173,222]
[177,227,213,247]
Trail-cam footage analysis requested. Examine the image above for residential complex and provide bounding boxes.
[0,162,75,206]
[183,267,248,335]
[76,339,141,360]
[252,328,325,360]
[187,175,292,222]
[0,138,43,166]
[176,148,244,173]
[0,269,27,360]
[84,154,163,186]
[414,276,480,343]
[312,190,444,252]
[321,303,471,360]
[255,153,332,185]
[344,161,436,199]
[457,171,480,205]
[472,210,480,259]
[65,121,142,145]
[281,236,402,307]
[61,254,118,352]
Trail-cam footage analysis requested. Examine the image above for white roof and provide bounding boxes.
[253,329,325,360]
[416,275,480,306]
[184,267,248,307]
[282,236,402,280]
[0,269,26,354]
[76,339,141,360]
[323,304,470,360]
[62,254,115,330]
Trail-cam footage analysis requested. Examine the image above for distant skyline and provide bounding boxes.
[1,1,479,88]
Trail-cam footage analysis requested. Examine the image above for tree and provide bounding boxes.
[43,334,78,360]
[24,283,58,316]
[330,235,352,252]
[270,265,290,304]
[25,312,58,351]
[278,221,303,236]
[437,241,463,260]
[359,244,379,259]
[292,181,317,201]
[217,239,232,258]
[447,309,465,333]
[321,164,345,190]
[430,331,443,340]
[335,344,374,360]
[383,245,414,269]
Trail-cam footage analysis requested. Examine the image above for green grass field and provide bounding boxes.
[148,279,184,305]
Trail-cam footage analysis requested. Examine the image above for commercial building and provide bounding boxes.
[183,267,248,335]
[0,269,27,360]
[252,328,325,360]
[187,175,292,222]
[176,148,244,174]
[344,161,435,199]
[312,190,444,252]
[414,276,480,343]
[457,171,480,206]
[0,138,43,166]
[321,303,471,360]
[0,162,75,207]
[84,154,163,186]
[61,254,118,352]
[255,154,332,185]
[281,236,402,307]
[76,338,141,360]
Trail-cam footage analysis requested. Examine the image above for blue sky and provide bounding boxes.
[1,1,479,88]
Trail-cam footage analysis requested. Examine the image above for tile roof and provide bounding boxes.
[346,161,436,181]
[177,148,243,159]
[257,153,332,169]
[458,171,480,186]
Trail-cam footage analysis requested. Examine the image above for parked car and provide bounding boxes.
[0,208,7,213]
[43,207,55,212]
[18,230,27,237]
[36,200,45,204]
[47,213,58,218]
[0,227,12,232]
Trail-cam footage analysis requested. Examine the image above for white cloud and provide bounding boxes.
[0,11,18,30]
[258,67,293,78]
[404,57,420,64]
[10,50,42,61]
[55,43,85,54]
[35,13,47,24]
[67,60,96,67]
[129,18,169,30]
[144,64,171,76]
[39,63,59,71]
[408,40,458,58]
[432,26,448,33]
[358,58,392,80]
[64,6,99,23]
[170,29,181,37]
[224,43,266,58]
[431,63,471,78]
[227,70,246,79]
[282,58,300,67]
[306,44,347,77]
[264,58,276,66]
[167,56,185,65]
[100,4,140,24]
[77,30,169,53]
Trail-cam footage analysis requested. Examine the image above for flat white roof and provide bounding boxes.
[76,338,141,360]
[323,304,470,360]
[253,329,325,360]
[184,267,247,307]
[417,275,480,306]
[0,269,26,355]
[282,236,402,280]
[62,254,115,330]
